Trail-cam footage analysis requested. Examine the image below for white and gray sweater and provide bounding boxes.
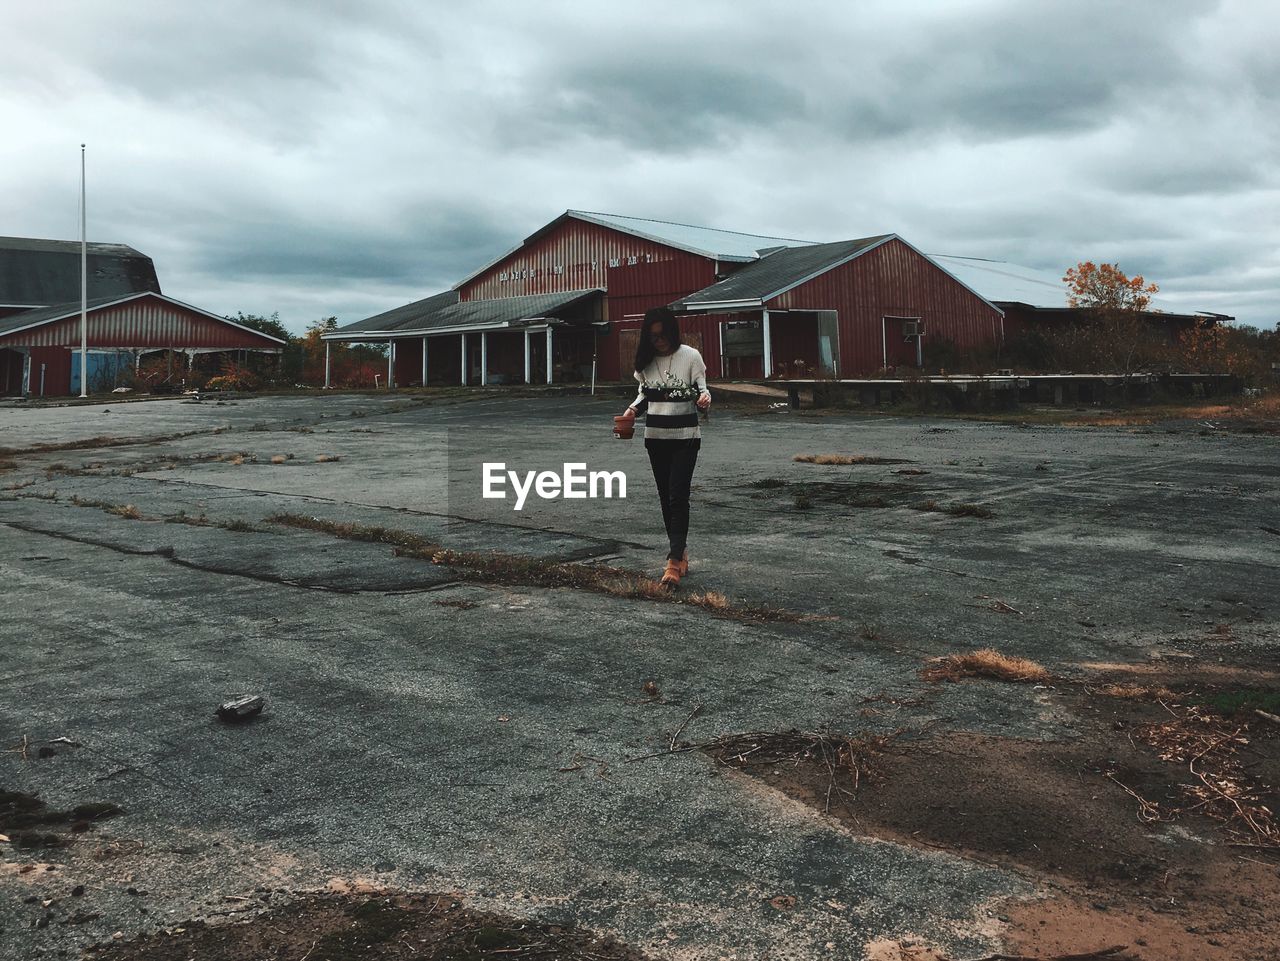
[630,345,709,441]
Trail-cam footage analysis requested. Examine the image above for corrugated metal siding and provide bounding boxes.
[0,298,282,349]
[459,220,712,303]
[770,239,1003,375]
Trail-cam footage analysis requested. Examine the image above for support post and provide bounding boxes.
[545,327,553,384]
[421,336,428,386]
[324,341,331,388]
[387,340,394,389]
[762,309,773,379]
[480,331,488,387]
[460,334,468,386]
[717,320,725,379]
[524,331,531,384]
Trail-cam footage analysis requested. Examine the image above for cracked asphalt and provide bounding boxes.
[1,391,1277,960]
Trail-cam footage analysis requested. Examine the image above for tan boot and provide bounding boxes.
[660,559,682,590]
[677,549,689,577]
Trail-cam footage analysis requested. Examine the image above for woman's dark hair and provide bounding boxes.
[633,306,683,373]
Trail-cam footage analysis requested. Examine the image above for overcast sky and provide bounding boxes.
[2,0,1276,332]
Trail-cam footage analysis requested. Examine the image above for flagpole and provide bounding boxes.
[79,143,88,398]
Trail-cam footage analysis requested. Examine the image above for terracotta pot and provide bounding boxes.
[612,415,635,440]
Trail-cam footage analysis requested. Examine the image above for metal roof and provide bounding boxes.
[0,291,287,346]
[326,289,603,339]
[0,294,125,336]
[0,236,161,307]
[928,254,1191,314]
[674,236,894,309]
[565,210,818,262]
[328,289,461,335]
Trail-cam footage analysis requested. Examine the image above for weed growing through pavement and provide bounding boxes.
[793,453,911,465]
[67,495,144,519]
[267,514,808,622]
[912,499,995,519]
[162,512,271,535]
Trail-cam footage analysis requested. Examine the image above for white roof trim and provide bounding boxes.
[0,292,288,344]
[323,319,569,341]
[677,298,765,312]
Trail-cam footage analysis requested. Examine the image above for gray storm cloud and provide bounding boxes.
[0,0,1274,330]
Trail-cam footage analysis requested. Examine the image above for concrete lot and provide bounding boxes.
[1,391,1277,960]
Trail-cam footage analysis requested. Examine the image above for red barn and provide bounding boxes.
[325,211,1005,384]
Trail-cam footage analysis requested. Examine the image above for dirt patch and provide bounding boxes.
[738,479,995,518]
[0,788,122,850]
[85,892,652,961]
[711,682,1280,960]
[744,479,923,510]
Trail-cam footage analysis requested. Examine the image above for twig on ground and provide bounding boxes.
[670,705,703,751]
[970,946,1133,961]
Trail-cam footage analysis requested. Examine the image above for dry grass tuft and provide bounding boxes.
[1097,682,1178,701]
[106,504,142,520]
[922,648,1051,684]
[315,454,342,463]
[689,590,731,610]
[271,455,288,464]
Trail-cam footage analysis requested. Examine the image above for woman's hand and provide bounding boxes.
[620,407,637,420]
[696,392,711,411]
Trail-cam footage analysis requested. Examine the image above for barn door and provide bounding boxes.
[620,327,703,379]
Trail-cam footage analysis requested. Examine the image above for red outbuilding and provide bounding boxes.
[0,236,284,396]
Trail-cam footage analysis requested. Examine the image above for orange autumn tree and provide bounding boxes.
[1064,261,1159,313]
[1050,262,1167,384]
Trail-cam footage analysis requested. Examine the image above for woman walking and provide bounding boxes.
[618,307,711,589]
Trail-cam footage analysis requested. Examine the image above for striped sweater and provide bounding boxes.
[630,345,709,441]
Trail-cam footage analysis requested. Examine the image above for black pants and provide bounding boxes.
[645,438,700,560]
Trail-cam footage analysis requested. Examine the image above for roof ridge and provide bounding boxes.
[568,210,816,245]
